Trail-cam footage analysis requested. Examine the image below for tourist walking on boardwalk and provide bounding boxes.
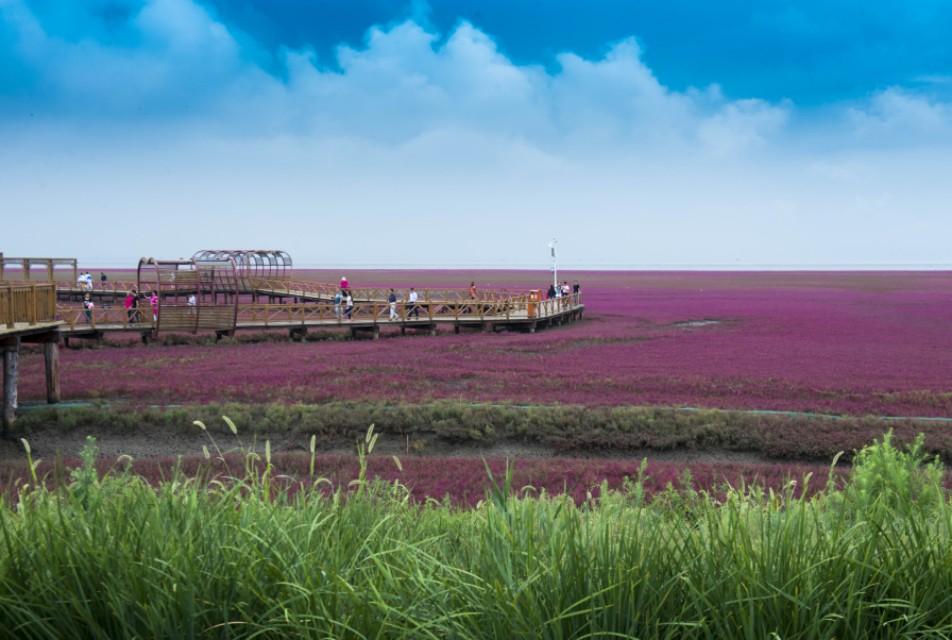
[547,283,556,299]
[340,275,349,293]
[344,291,354,319]
[100,272,107,289]
[408,287,419,318]
[572,281,580,295]
[187,293,197,316]
[83,294,94,322]
[469,281,478,299]
[124,290,136,322]
[334,289,343,319]
[561,281,571,297]
[149,290,159,323]
[133,289,143,322]
[388,288,398,320]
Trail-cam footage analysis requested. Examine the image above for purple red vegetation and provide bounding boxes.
[0,453,838,507]
[16,270,952,416]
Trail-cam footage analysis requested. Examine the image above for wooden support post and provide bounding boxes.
[29,286,37,324]
[44,340,61,404]
[3,339,20,433]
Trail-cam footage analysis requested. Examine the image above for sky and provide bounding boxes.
[1,0,951,268]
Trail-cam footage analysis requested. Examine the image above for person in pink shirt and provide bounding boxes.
[124,290,136,322]
[340,276,349,292]
[149,290,159,323]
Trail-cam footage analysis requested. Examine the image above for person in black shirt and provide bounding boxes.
[388,288,398,320]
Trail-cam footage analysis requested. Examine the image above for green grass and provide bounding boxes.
[0,429,950,638]
[15,400,952,462]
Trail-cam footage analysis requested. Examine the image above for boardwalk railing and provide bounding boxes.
[55,292,583,333]
[1,283,58,329]
[56,305,155,332]
[234,293,581,327]
[57,278,528,305]
[245,278,521,303]
[0,254,77,284]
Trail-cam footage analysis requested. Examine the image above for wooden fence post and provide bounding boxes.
[29,285,37,324]
[2,339,19,433]
[44,339,61,404]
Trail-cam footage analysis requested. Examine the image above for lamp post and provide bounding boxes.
[548,239,558,290]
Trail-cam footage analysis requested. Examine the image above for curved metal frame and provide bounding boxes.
[192,250,292,281]
[137,256,240,335]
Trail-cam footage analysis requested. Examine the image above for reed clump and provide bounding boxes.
[1,428,950,639]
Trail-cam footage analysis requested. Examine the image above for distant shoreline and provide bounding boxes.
[27,264,952,272]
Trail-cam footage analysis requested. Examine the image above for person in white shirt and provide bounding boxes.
[187,294,197,316]
[407,287,419,318]
[344,292,354,319]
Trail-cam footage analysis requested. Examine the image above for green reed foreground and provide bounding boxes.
[1,430,950,639]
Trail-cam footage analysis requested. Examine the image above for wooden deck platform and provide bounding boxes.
[58,299,585,340]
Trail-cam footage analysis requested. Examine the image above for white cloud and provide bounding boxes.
[1,0,795,155]
[2,0,952,267]
[698,99,790,155]
[846,88,952,143]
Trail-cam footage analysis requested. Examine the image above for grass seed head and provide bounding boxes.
[222,415,238,436]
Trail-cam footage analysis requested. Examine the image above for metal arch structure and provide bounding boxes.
[192,250,292,282]
[137,256,240,336]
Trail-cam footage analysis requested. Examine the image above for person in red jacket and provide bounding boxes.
[124,290,136,322]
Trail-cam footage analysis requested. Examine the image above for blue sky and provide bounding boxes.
[2,0,951,267]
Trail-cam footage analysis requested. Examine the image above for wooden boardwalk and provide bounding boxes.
[57,295,585,341]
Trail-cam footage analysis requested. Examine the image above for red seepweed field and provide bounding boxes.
[6,269,952,503]
[17,269,952,417]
